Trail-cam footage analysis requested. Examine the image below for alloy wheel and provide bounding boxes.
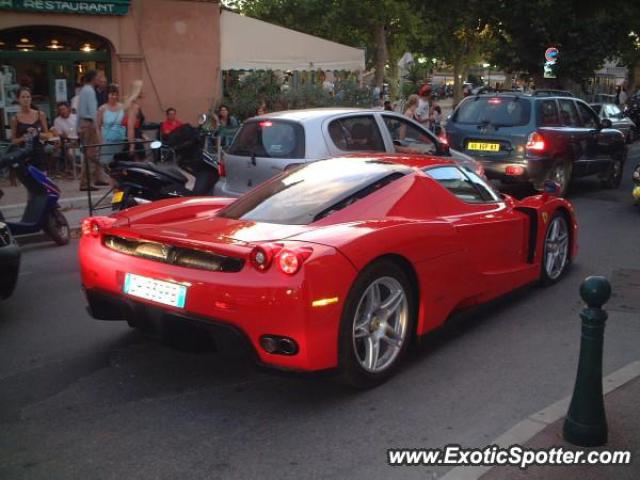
[543,216,569,280]
[352,276,409,373]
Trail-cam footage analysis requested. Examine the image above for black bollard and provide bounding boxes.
[563,276,612,447]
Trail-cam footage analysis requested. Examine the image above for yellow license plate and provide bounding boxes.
[468,142,500,152]
[112,191,124,204]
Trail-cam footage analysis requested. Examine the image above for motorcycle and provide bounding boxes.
[0,138,70,245]
[632,164,640,205]
[109,118,219,211]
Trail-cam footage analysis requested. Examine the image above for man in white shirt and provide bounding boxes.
[51,102,79,176]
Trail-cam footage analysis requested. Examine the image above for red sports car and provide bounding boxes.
[79,154,577,387]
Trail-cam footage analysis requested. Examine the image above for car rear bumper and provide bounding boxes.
[480,156,554,186]
[79,234,357,371]
[0,242,21,299]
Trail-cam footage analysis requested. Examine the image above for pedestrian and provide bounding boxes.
[10,86,48,170]
[433,105,442,128]
[256,103,267,116]
[96,83,126,170]
[383,100,393,111]
[618,82,629,107]
[77,70,109,191]
[123,80,146,160]
[415,84,435,131]
[218,104,239,128]
[95,71,108,107]
[404,94,419,120]
[217,104,239,148]
[52,101,79,175]
[160,107,183,142]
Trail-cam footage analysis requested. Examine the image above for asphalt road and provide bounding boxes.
[1,147,639,480]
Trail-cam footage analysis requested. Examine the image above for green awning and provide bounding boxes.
[0,0,131,16]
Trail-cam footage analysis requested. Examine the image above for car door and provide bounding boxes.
[424,166,530,282]
[576,100,614,173]
[557,98,591,175]
[323,114,386,156]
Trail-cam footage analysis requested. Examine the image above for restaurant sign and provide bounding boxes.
[0,0,130,15]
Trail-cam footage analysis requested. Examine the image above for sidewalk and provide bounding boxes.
[480,376,640,479]
[1,175,105,221]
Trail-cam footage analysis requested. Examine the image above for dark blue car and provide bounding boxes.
[446,92,628,195]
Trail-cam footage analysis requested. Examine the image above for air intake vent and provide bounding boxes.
[103,235,244,272]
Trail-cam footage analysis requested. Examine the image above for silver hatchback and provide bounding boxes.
[215,108,483,197]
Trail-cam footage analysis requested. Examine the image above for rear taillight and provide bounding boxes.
[81,216,116,237]
[249,243,313,275]
[218,151,226,177]
[526,132,546,152]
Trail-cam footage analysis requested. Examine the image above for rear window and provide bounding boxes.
[453,97,531,127]
[218,159,411,225]
[227,120,305,159]
[537,99,561,127]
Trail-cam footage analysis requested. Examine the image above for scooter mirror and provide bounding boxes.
[150,141,162,150]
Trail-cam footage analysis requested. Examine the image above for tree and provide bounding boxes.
[487,1,626,89]
[412,0,494,104]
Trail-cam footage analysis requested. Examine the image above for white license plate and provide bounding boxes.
[123,273,187,308]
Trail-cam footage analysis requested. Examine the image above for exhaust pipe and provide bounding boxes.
[259,335,299,355]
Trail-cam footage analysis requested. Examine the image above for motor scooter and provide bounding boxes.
[0,139,70,245]
[108,122,219,211]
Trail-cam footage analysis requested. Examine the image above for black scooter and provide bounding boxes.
[109,123,219,211]
[0,139,70,245]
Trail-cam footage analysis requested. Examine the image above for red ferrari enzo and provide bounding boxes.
[79,154,577,387]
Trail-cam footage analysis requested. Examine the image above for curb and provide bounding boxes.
[440,360,640,480]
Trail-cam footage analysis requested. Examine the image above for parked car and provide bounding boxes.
[80,153,577,387]
[590,102,636,143]
[446,92,628,195]
[0,217,21,300]
[214,108,483,197]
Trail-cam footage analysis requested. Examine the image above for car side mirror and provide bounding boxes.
[600,118,612,129]
[543,180,561,196]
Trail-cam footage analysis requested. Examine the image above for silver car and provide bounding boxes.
[215,108,483,197]
[590,103,636,143]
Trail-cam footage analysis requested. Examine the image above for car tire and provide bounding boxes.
[337,259,416,388]
[547,159,572,196]
[539,212,570,286]
[43,209,70,246]
[601,153,625,189]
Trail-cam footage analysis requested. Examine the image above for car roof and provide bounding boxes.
[252,107,385,123]
[341,152,456,169]
[470,91,576,100]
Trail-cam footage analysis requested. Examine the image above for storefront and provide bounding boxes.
[1,0,221,133]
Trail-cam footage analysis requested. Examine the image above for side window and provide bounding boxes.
[425,166,495,203]
[537,100,561,126]
[227,121,305,159]
[576,102,599,128]
[381,115,437,154]
[558,99,580,127]
[327,116,385,152]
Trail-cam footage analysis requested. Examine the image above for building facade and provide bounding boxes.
[0,0,221,128]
